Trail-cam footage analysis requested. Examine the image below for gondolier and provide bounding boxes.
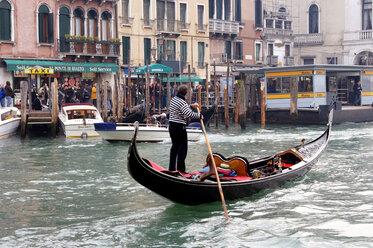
[168,85,202,173]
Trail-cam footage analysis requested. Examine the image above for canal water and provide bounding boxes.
[0,122,372,248]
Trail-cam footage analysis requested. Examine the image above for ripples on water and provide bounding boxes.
[0,122,372,247]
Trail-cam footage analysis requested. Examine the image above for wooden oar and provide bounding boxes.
[197,108,229,221]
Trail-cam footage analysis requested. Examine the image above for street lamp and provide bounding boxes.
[151,46,157,63]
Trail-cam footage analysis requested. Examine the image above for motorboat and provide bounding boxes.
[94,122,203,142]
[0,107,21,139]
[126,111,333,205]
[59,103,103,138]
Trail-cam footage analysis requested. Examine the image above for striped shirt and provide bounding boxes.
[169,94,200,125]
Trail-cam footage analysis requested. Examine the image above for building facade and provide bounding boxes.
[0,0,119,103]
[118,0,210,79]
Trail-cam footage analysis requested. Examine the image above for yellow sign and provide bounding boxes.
[25,68,54,75]
[362,71,373,75]
[315,70,325,75]
[315,92,326,97]
[362,92,373,96]
[267,93,314,99]
[266,70,313,77]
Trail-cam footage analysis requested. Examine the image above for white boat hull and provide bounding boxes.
[59,120,100,138]
[0,118,20,139]
[96,124,202,142]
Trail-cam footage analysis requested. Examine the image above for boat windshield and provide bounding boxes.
[1,111,13,121]
[66,110,97,120]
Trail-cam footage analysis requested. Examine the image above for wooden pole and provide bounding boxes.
[167,72,171,113]
[290,77,298,123]
[51,78,59,137]
[103,81,108,122]
[128,60,132,110]
[113,74,118,122]
[239,74,247,129]
[224,85,229,129]
[197,108,229,221]
[235,81,239,124]
[214,61,218,127]
[260,80,265,129]
[116,74,122,122]
[20,81,28,138]
[188,64,191,103]
[206,63,209,108]
[198,85,202,108]
[145,64,150,122]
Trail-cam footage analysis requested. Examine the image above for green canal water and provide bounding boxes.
[0,122,373,247]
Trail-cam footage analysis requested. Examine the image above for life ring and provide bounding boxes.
[81,132,88,139]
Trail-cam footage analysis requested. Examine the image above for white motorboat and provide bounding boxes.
[94,122,203,142]
[0,107,21,139]
[59,103,103,138]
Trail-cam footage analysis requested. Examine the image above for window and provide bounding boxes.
[166,40,175,61]
[278,7,286,19]
[255,0,262,28]
[266,19,274,28]
[309,4,319,33]
[87,10,97,38]
[143,0,151,26]
[0,0,11,40]
[216,0,223,19]
[267,78,281,93]
[327,57,338,64]
[234,41,243,60]
[122,36,130,65]
[275,20,283,29]
[198,42,205,67]
[298,76,313,92]
[255,43,262,61]
[59,7,70,52]
[144,38,151,65]
[284,21,292,30]
[235,0,242,22]
[38,4,53,43]
[180,41,187,65]
[303,58,314,65]
[285,44,290,57]
[197,5,204,30]
[180,3,187,29]
[156,0,165,30]
[166,1,175,32]
[101,11,112,41]
[209,0,214,18]
[224,0,231,20]
[122,0,129,19]
[363,0,372,30]
[268,43,273,56]
[226,41,232,60]
[73,8,84,36]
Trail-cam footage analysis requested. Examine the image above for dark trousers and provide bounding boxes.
[169,122,188,172]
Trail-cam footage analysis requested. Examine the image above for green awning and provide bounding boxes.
[162,76,203,83]
[134,63,172,74]
[4,60,119,73]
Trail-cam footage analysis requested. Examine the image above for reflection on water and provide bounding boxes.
[0,122,373,247]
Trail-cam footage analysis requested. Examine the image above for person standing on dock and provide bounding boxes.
[0,83,6,108]
[353,80,362,106]
[168,85,202,173]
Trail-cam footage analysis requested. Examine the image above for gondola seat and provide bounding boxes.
[207,153,250,177]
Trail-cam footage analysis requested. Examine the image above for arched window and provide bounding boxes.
[87,10,98,38]
[38,4,54,43]
[309,4,319,34]
[0,0,11,41]
[362,0,372,30]
[101,11,112,41]
[73,8,84,36]
[59,7,70,39]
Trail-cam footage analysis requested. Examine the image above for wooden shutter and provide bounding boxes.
[38,13,44,43]
[0,4,11,40]
[48,13,54,43]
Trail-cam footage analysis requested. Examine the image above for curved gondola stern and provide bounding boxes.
[127,121,141,177]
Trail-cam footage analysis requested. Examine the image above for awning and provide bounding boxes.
[162,76,203,83]
[4,60,119,73]
[134,63,172,74]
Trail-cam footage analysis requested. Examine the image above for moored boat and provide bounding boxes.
[0,107,21,139]
[59,103,103,138]
[95,122,203,142]
[127,111,333,205]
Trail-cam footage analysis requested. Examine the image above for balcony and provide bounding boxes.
[58,38,120,58]
[155,19,181,35]
[209,19,239,35]
[120,17,134,26]
[180,22,190,31]
[266,56,278,66]
[196,23,208,33]
[294,33,323,47]
[284,56,295,66]
[344,30,373,41]
[142,19,153,29]
[263,28,293,38]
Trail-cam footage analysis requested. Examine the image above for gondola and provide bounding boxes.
[127,111,332,206]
